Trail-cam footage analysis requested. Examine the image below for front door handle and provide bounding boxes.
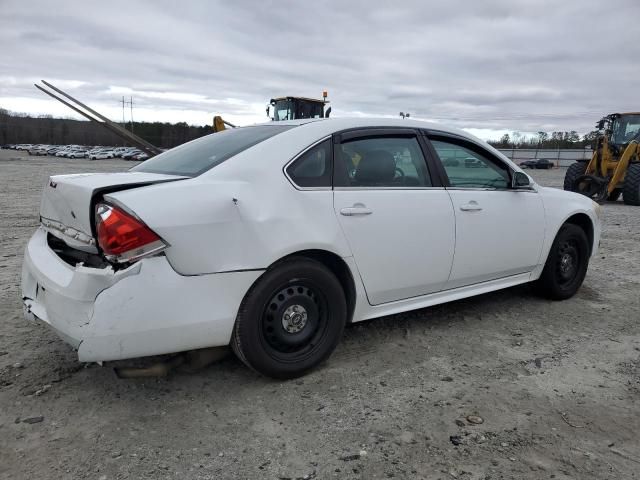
[460,201,482,212]
[340,205,373,216]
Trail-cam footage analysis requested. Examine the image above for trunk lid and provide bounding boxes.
[40,172,185,252]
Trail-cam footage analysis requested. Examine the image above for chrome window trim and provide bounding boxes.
[283,135,333,191]
[444,186,539,193]
[333,186,446,191]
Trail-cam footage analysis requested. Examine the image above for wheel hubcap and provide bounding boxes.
[557,240,579,284]
[559,253,573,274]
[262,284,326,355]
[282,304,308,333]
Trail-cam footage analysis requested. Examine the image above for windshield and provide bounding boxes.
[611,114,640,145]
[131,125,294,176]
[272,99,324,121]
[272,100,292,121]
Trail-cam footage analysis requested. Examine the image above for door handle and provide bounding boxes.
[460,202,482,212]
[340,206,373,216]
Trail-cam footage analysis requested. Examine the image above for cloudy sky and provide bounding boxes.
[1,0,639,140]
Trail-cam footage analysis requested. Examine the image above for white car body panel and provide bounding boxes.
[445,188,546,289]
[106,179,352,275]
[20,117,602,363]
[334,189,455,304]
[22,228,260,361]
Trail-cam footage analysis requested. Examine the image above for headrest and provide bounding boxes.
[355,150,395,185]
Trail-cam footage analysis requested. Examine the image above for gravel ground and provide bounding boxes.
[0,150,639,480]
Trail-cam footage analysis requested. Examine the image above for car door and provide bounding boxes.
[332,129,456,305]
[425,133,546,290]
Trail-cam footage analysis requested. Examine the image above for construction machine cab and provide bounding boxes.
[267,92,331,121]
[609,113,640,146]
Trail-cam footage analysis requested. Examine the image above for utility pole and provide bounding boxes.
[119,96,134,133]
[121,96,126,125]
[129,96,134,135]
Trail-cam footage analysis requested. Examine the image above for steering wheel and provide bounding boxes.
[394,166,405,180]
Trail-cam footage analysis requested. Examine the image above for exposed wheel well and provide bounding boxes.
[272,250,357,323]
[564,213,594,255]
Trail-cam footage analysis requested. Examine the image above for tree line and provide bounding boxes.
[0,109,212,148]
[488,130,600,149]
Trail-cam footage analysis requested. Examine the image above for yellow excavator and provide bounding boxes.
[213,91,331,133]
[564,112,640,204]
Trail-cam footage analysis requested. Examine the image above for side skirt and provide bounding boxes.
[352,272,533,323]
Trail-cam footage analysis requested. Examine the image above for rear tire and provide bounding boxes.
[231,257,346,379]
[563,162,587,191]
[622,163,640,206]
[535,224,590,300]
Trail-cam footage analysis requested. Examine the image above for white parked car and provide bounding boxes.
[22,118,601,378]
[89,150,115,160]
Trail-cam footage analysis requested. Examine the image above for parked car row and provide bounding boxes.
[0,144,149,161]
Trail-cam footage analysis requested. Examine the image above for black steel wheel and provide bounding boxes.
[232,257,346,379]
[535,224,590,300]
[556,238,580,287]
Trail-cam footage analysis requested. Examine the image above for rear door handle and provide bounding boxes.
[460,201,482,212]
[340,205,373,216]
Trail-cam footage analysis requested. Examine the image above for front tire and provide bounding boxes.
[535,224,590,300]
[231,257,346,379]
[563,162,587,191]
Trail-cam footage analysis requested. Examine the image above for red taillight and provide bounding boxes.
[95,203,166,262]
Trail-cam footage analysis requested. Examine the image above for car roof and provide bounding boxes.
[250,117,472,138]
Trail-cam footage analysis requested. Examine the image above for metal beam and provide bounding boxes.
[37,81,162,156]
[34,84,148,149]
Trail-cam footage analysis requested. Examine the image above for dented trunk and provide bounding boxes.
[40,172,185,253]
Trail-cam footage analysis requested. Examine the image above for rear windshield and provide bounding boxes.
[131,125,295,177]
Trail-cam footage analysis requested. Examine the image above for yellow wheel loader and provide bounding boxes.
[564,113,640,204]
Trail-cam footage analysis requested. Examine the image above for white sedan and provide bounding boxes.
[21,118,601,378]
[89,150,115,160]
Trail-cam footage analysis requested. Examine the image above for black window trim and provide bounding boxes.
[332,127,445,190]
[283,135,334,191]
[422,130,516,191]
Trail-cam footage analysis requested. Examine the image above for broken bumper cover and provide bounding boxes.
[21,227,262,362]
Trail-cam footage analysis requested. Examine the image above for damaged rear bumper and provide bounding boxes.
[21,227,262,362]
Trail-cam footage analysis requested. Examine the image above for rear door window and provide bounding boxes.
[334,135,432,187]
[131,125,294,177]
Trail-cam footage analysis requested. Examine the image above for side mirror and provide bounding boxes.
[512,171,532,189]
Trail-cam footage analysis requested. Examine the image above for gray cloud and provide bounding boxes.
[1,0,639,138]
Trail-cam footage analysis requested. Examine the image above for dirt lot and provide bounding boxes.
[0,150,639,480]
